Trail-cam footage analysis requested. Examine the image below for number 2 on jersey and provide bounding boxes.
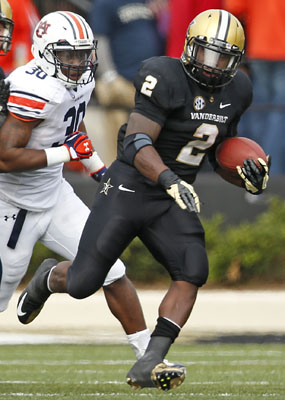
[141,75,158,97]
[140,76,219,168]
[177,123,219,166]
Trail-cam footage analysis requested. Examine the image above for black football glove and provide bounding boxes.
[0,79,10,115]
[158,169,200,213]
[236,156,270,195]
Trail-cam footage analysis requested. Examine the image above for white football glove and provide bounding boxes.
[158,169,200,213]
[236,156,270,195]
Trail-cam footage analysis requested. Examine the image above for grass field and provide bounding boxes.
[0,343,284,399]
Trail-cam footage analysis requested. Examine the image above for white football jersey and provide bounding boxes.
[0,59,95,211]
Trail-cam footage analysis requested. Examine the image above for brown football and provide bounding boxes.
[215,137,267,176]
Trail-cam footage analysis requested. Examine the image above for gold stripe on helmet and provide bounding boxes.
[0,0,13,21]
[185,9,244,52]
[181,9,245,89]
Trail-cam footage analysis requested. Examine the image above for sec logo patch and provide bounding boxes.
[193,96,205,111]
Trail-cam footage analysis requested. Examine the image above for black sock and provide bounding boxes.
[151,317,181,343]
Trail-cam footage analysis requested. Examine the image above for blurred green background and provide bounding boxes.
[23,196,285,288]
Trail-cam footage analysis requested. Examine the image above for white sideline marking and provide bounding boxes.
[0,359,133,365]
[173,350,284,356]
[0,379,278,386]
[0,393,281,398]
[1,359,284,367]
[1,395,59,398]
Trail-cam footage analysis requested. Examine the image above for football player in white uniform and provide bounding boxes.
[0,11,151,359]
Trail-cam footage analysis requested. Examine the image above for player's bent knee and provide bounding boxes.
[67,267,105,299]
[102,258,126,286]
[66,252,112,299]
[184,243,209,287]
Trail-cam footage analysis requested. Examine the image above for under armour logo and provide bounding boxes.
[36,21,51,38]
[84,142,90,152]
[4,214,16,221]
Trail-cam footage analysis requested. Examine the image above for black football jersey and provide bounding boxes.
[118,56,252,184]
[0,66,5,80]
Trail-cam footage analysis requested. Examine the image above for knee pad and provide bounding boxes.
[183,242,209,287]
[103,258,126,286]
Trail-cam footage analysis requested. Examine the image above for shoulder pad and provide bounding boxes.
[7,61,66,119]
[233,69,253,107]
[134,56,188,110]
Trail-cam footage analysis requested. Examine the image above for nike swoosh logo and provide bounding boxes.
[17,292,27,316]
[220,102,231,109]
[118,184,135,193]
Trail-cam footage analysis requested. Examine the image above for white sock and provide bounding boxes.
[126,328,151,359]
[46,265,57,293]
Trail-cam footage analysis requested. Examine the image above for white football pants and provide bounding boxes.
[0,179,125,312]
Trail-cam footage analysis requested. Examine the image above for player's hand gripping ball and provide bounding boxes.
[215,137,270,194]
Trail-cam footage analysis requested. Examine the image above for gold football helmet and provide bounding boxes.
[181,9,245,89]
[0,0,13,55]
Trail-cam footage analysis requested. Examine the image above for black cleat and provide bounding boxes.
[17,258,57,324]
[151,362,185,391]
[126,355,186,390]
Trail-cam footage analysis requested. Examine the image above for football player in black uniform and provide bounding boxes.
[0,0,13,125]
[18,9,270,391]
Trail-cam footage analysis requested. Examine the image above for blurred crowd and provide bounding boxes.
[4,0,285,175]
